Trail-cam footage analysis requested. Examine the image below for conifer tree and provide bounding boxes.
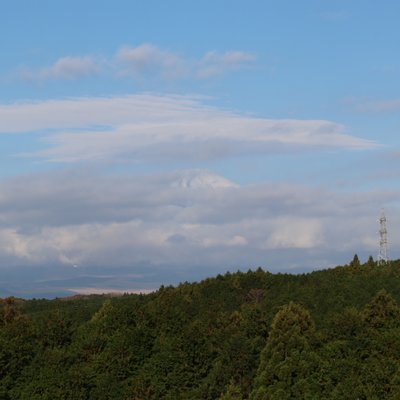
[349,254,360,268]
[250,302,320,400]
[367,255,375,267]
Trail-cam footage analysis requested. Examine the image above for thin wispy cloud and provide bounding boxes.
[13,44,256,83]
[198,50,256,78]
[116,44,256,80]
[19,56,99,81]
[346,97,400,113]
[0,94,378,163]
[116,43,189,79]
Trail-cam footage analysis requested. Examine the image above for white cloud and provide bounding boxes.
[264,217,323,249]
[202,235,248,248]
[116,43,189,79]
[0,94,377,162]
[20,56,99,81]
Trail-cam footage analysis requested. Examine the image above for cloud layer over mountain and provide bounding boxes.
[0,168,394,273]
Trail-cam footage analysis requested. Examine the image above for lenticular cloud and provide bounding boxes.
[0,94,377,163]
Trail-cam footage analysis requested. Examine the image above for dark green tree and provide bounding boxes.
[367,255,375,267]
[349,254,360,268]
[362,289,400,329]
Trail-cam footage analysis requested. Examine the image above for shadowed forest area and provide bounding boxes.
[2,257,400,399]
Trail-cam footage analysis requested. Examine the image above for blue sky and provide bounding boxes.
[1,1,400,297]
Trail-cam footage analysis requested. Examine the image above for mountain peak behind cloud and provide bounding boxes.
[171,170,239,190]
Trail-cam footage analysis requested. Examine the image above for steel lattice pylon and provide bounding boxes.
[378,209,389,265]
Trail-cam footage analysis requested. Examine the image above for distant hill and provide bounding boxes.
[2,258,400,399]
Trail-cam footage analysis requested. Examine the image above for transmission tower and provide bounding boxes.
[378,209,389,265]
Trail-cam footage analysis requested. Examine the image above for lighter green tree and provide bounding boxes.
[219,381,243,400]
[250,302,321,400]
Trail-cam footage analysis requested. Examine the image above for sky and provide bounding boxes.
[1,0,400,298]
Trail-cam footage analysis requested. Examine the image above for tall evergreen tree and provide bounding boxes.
[250,302,320,400]
[367,255,375,267]
[349,254,361,268]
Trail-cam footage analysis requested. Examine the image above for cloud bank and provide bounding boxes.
[0,169,395,272]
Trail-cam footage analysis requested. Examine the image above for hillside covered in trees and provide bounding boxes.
[2,258,400,399]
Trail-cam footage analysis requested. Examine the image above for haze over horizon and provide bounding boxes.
[1,1,400,298]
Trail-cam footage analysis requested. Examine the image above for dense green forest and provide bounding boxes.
[2,257,400,399]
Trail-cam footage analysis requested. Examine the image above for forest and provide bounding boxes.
[2,256,400,399]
